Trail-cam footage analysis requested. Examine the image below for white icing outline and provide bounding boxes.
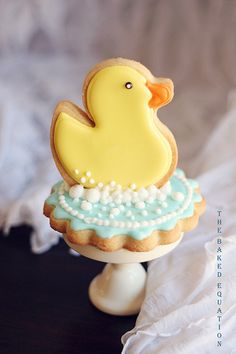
[57,172,193,230]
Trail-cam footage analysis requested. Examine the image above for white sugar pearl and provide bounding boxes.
[138,188,149,201]
[126,210,132,217]
[135,201,145,209]
[80,177,86,184]
[130,183,137,190]
[172,192,184,202]
[111,208,120,216]
[85,189,100,203]
[86,171,91,177]
[98,182,104,188]
[147,197,154,204]
[111,191,120,200]
[81,201,92,211]
[110,181,116,187]
[85,217,92,223]
[147,185,158,197]
[71,210,78,216]
[89,178,95,184]
[114,198,122,205]
[101,198,109,205]
[122,192,132,203]
[157,193,166,202]
[101,190,109,198]
[69,185,84,199]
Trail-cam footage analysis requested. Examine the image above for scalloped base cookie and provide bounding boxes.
[44,169,206,252]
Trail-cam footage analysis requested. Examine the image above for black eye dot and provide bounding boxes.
[125,82,133,89]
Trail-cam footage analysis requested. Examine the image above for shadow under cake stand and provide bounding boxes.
[64,234,183,316]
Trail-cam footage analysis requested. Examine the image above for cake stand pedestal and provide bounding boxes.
[64,234,183,316]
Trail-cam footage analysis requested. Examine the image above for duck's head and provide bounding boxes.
[82,58,174,124]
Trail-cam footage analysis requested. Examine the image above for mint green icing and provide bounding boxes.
[45,169,203,240]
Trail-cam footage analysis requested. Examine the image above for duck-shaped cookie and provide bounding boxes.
[51,58,178,189]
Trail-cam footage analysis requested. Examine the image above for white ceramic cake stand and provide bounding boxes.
[64,234,183,316]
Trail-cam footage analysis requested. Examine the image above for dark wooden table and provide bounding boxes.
[0,226,136,354]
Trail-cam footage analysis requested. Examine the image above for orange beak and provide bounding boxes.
[146,79,174,109]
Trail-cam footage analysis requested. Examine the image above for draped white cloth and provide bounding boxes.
[122,102,236,353]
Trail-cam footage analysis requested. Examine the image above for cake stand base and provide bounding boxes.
[89,263,146,316]
[64,234,183,316]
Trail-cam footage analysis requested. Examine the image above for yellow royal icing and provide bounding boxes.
[54,65,173,188]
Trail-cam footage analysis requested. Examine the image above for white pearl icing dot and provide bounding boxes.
[110,181,116,187]
[81,200,92,211]
[114,198,122,205]
[138,188,149,201]
[122,192,132,203]
[69,185,84,199]
[135,201,145,209]
[126,210,132,217]
[85,188,101,203]
[147,185,158,197]
[86,171,91,177]
[172,191,185,202]
[157,193,166,202]
[89,178,95,184]
[80,177,86,184]
[111,208,120,216]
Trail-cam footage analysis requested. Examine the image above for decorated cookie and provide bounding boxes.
[50,58,177,189]
[44,58,205,252]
